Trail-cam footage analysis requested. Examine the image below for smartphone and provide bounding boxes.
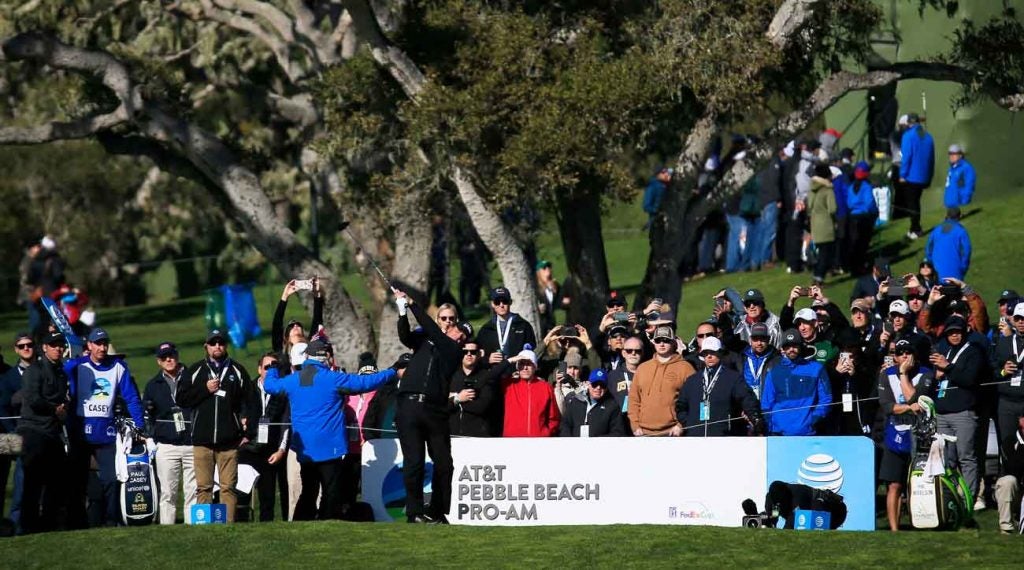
[797,287,811,296]
[887,285,907,297]
[839,352,852,368]
[883,355,895,369]
[613,311,630,323]
[557,362,568,377]
[561,325,578,338]
[651,298,664,309]
[883,321,895,335]
[294,279,314,291]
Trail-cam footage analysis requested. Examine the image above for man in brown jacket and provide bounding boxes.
[627,326,695,436]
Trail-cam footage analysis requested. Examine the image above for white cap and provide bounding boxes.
[794,308,818,322]
[889,300,910,316]
[40,235,56,250]
[783,140,795,158]
[897,114,909,126]
[1013,304,1024,318]
[516,349,538,366]
[699,336,723,354]
[289,342,308,366]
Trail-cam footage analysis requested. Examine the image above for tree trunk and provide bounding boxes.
[554,187,610,331]
[451,165,540,336]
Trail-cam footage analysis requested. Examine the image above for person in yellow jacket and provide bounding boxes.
[627,326,695,436]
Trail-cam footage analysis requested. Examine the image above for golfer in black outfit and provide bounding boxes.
[393,289,465,524]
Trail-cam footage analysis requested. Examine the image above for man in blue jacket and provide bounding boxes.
[943,144,976,208]
[642,166,673,230]
[762,329,832,435]
[924,207,972,281]
[66,327,144,528]
[899,113,935,240]
[264,338,396,520]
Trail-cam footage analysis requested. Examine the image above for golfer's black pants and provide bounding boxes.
[294,457,345,520]
[20,431,65,534]
[397,395,453,518]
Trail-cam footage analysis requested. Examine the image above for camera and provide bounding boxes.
[887,285,907,297]
[560,325,578,338]
[742,513,776,529]
[612,311,630,323]
[797,287,811,297]
[940,284,962,299]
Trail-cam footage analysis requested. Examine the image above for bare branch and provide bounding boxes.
[214,0,296,43]
[767,0,822,49]
[0,109,128,144]
[345,0,426,100]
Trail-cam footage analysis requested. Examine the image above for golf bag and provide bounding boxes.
[906,397,972,530]
[116,417,158,526]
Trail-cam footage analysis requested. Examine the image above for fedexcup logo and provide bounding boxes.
[797,453,844,492]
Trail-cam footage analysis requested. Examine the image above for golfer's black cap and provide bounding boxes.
[43,332,66,346]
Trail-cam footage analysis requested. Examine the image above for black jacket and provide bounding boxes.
[449,362,509,437]
[143,368,193,446]
[559,391,625,437]
[1001,430,1024,479]
[240,383,290,456]
[993,333,1024,402]
[676,366,761,437]
[476,313,537,359]
[933,339,982,414]
[17,357,69,439]
[398,302,461,406]
[176,358,256,446]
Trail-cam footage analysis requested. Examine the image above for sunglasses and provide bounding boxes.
[895,351,913,357]
[695,333,714,339]
[208,340,227,347]
[743,301,762,308]
[438,315,456,322]
[157,354,178,361]
[463,349,479,356]
[492,300,510,307]
[622,348,642,355]
[653,337,673,344]
[517,361,535,368]
[15,342,34,350]
[1014,316,1024,322]
[589,382,608,388]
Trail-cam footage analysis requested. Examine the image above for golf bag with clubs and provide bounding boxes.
[906,396,973,530]
[115,416,158,526]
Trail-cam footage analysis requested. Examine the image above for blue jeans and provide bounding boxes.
[698,225,722,272]
[10,457,23,524]
[752,202,778,267]
[725,215,751,272]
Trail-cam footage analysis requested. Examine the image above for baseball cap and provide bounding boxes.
[781,329,802,347]
[1013,304,1024,318]
[648,311,675,326]
[948,144,964,154]
[284,319,303,335]
[742,289,765,304]
[489,287,512,303]
[87,328,110,343]
[606,290,626,308]
[794,308,818,323]
[608,324,629,337]
[943,316,967,333]
[652,325,674,341]
[14,331,32,343]
[535,259,552,271]
[358,363,379,375]
[894,339,914,354]
[850,299,872,313]
[516,349,538,366]
[948,299,970,315]
[289,343,308,366]
[206,329,227,344]
[998,289,1019,303]
[306,338,333,357]
[750,322,770,339]
[42,332,66,346]
[458,321,475,339]
[154,342,178,358]
[699,336,724,354]
[588,369,608,385]
[888,300,910,316]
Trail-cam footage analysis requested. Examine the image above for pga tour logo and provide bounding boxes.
[797,453,844,492]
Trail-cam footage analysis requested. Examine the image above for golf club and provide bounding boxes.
[339,220,393,290]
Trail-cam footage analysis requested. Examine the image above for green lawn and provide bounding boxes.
[0,519,1020,568]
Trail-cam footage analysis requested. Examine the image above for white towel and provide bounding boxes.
[923,438,946,478]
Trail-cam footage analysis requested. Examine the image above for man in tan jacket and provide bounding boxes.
[627,326,695,436]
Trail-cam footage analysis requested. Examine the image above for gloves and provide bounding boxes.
[396,297,408,317]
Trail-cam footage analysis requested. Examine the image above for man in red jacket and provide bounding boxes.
[502,349,560,437]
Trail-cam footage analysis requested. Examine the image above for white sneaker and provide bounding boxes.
[974,499,986,511]
[905,231,919,240]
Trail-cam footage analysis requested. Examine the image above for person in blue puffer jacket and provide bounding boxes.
[899,113,935,240]
[924,207,972,281]
[943,144,976,208]
[844,161,877,275]
[762,329,832,435]
[65,327,144,528]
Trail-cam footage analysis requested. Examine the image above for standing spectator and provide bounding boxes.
[899,113,936,240]
[271,278,323,364]
[830,328,878,436]
[929,316,983,502]
[176,330,256,524]
[924,207,972,281]
[535,260,565,335]
[66,328,144,528]
[142,342,197,525]
[339,353,384,516]
[844,161,877,275]
[994,304,1024,450]
[237,352,291,522]
[476,286,537,366]
[627,326,695,436]
[16,332,69,534]
[265,339,395,521]
[676,337,762,437]
[642,166,673,230]
[448,341,506,437]
[0,332,35,520]
[502,349,560,437]
[740,323,781,401]
[943,144,976,208]
[762,330,832,436]
[751,150,785,270]
[608,336,644,433]
[559,369,625,437]
[26,236,65,339]
[393,290,463,523]
[731,289,782,349]
[725,175,760,273]
[17,242,42,335]
[807,164,837,285]
[993,415,1023,534]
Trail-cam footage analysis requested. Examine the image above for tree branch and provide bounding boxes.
[766,0,823,49]
[345,0,426,100]
[0,108,128,144]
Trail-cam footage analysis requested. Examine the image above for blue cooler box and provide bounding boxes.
[793,509,831,530]
[189,504,228,525]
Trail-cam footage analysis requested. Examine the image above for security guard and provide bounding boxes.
[393,288,465,524]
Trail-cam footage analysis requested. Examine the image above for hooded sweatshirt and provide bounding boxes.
[807,176,837,244]
[502,374,560,437]
[762,355,832,435]
[627,354,695,434]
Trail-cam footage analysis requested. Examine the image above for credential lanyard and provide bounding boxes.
[496,316,513,352]
[702,366,721,402]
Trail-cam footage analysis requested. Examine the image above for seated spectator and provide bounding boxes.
[628,326,695,436]
[502,350,560,437]
[559,369,625,437]
[762,329,832,436]
[676,337,762,437]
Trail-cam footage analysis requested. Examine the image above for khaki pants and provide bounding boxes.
[193,445,238,523]
[287,449,302,521]
[155,443,197,524]
[994,475,1020,532]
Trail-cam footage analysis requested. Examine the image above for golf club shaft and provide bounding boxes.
[342,226,393,290]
